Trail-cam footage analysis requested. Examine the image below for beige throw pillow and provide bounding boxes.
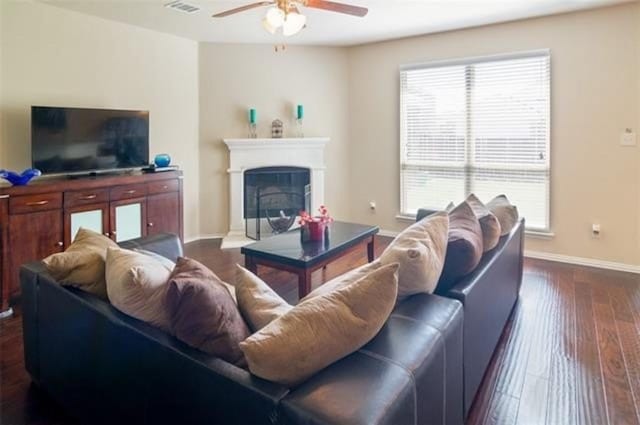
[300,260,383,302]
[466,194,502,252]
[487,195,519,236]
[43,228,118,299]
[240,263,399,387]
[105,247,174,332]
[378,211,449,299]
[235,265,292,331]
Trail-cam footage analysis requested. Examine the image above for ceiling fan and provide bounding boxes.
[212,0,368,37]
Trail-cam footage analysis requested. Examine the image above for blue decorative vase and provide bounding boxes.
[154,154,171,168]
[0,168,42,186]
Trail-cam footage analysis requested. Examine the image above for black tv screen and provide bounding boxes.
[32,106,149,175]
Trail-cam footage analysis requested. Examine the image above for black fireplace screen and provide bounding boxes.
[244,166,311,240]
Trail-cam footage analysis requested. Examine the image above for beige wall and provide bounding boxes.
[347,3,640,266]
[198,44,350,237]
[0,0,201,239]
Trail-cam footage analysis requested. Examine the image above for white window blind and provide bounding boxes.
[400,51,551,231]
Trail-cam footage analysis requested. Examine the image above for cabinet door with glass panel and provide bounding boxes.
[64,203,111,245]
[110,198,147,243]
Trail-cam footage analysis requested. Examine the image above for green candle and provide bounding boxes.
[297,104,304,120]
[249,108,256,124]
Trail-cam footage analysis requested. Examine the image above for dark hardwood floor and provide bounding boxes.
[1,236,640,425]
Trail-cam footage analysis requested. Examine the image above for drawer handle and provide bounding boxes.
[162,185,169,190]
[104,232,110,237]
[26,200,49,206]
[56,241,63,247]
[148,222,154,227]
[124,190,137,195]
[79,194,97,200]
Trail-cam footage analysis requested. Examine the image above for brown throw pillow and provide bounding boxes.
[438,201,483,292]
[167,258,250,367]
[240,263,399,387]
[487,195,519,236]
[466,194,501,252]
[43,228,118,300]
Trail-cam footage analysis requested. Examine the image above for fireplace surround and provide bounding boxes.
[222,137,329,248]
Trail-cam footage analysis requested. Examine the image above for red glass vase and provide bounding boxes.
[307,221,326,242]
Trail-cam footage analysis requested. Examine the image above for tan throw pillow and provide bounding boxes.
[235,265,292,331]
[166,257,250,367]
[105,247,174,332]
[240,263,399,387]
[43,228,118,299]
[487,195,519,236]
[466,194,501,252]
[438,201,483,292]
[378,211,449,299]
[300,260,383,302]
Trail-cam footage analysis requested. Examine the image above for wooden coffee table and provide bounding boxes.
[241,221,379,299]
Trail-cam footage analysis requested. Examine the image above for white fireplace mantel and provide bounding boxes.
[222,137,329,248]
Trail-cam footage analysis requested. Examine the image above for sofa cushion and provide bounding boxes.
[438,201,483,292]
[487,194,519,236]
[240,263,399,387]
[379,211,449,299]
[235,265,292,331]
[43,228,117,300]
[166,257,250,367]
[105,247,173,331]
[466,194,501,252]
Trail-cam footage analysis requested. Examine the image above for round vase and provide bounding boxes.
[154,154,171,168]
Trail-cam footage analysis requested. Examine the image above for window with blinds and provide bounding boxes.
[400,51,551,231]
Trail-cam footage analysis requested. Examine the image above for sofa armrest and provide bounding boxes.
[118,232,183,262]
[445,218,524,413]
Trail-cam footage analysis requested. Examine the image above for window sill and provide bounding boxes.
[395,214,417,223]
[525,230,555,239]
[397,214,555,239]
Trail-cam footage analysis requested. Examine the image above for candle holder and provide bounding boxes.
[248,123,257,138]
[295,118,304,138]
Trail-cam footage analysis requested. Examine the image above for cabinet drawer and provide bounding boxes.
[65,188,109,208]
[10,192,62,214]
[110,184,148,201]
[147,179,179,195]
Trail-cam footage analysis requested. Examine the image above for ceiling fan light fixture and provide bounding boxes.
[282,11,306,36]
[264,6,285,28]
[262,17,278,34]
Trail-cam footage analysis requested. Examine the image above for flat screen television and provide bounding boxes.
[31,106,150,175]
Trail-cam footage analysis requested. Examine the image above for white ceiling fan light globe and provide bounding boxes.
[262,17,278,34]
[282,12,306,36]
[265,7,285,28]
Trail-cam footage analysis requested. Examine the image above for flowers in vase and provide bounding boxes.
[299,205,333,242]
[298,205,333,226]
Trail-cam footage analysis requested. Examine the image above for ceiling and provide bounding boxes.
[41,0,632,46]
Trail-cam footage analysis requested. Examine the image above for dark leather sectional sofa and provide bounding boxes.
[20,218,524,425]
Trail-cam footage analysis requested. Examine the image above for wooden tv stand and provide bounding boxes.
[0,170,183,318]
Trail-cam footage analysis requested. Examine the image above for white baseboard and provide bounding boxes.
[524,250,640,274]
[184,234,225,244]
[378,229,400,238]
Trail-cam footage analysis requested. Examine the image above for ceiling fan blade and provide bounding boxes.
[212,1,274,18]
[304,0,368,17]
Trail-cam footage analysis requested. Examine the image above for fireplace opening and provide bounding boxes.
[244,166,310,240]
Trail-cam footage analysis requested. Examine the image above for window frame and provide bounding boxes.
[398,49,552,232]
